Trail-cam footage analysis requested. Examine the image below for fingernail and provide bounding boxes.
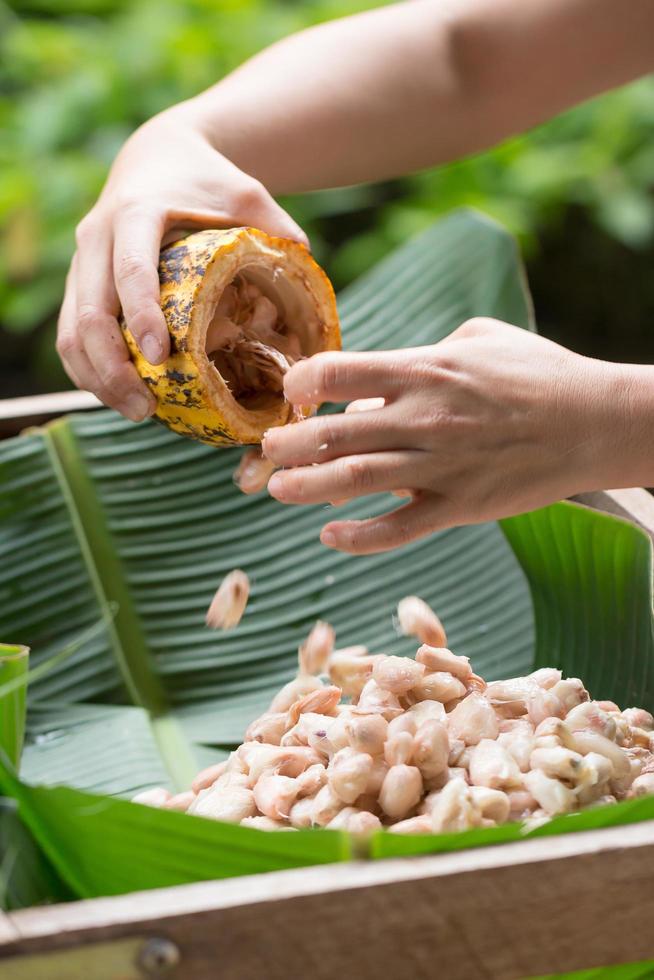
[140,333,164,365]
[125,393,152,422]
[321,528,337,548]
[267,473,284,499]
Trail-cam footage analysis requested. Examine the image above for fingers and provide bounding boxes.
[320,494,455,555]
[284,351,406,407]
[113,207,170,366]
[81,317,156,421]
[229,178,309,247]
[267,451,425,506]
[167,169,308,245]
[262,408,408,468]
[57,260,104,393]
[75,223,156,421]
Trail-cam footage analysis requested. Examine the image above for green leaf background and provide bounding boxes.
[3,0,654,396]
[0,643,28,769]
[1,211,654,979]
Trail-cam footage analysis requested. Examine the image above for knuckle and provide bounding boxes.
[100,362,134,394]
[315,416,337,454]
[426,357,455,385]
[94,386,122,412]
[285,470,304,499]
[456,316,492,338]
[408,358,445,391]
[416,347,460,387]
[423,402,457,433]
[56,333,76,358]
[233,178,267,214]
[342,458,373,493]
[76,305,104,338]
[116,251,148,283]
[113,195,149,219]
[74,214,96,247]
[317,353,343,394]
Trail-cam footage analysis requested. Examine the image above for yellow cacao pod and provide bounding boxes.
[122,227,341,447]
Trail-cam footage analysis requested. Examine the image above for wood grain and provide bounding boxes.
[3,821,654,979]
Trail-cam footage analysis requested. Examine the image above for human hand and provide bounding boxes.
[56,109,307,421]
[262,318,629,553]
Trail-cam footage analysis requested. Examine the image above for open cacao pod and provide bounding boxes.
[121,227,341,447]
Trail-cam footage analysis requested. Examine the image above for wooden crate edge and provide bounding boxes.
[2,820,654,979]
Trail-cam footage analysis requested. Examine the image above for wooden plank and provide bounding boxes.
[3,820,654,979]
[0,391,100,422]
[0,912,19,944]
[0,937,149,980]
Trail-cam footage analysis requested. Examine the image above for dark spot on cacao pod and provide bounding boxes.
[166,369,191,383]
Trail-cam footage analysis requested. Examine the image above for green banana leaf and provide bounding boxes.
[1,209,654,916]
[0,646,72,910]
[0,762,348,900]
[0,644,28,769]
[0,799,70,911]
[532,963,654,980]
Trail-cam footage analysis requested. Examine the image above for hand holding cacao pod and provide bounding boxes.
[56,118,311,424]
[122,227,340,447]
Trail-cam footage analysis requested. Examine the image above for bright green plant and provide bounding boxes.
[0,644,28,768]
[1,212,654,920]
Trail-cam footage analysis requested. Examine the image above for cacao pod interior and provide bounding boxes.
[202,259,328,415]
[205,263,323,411]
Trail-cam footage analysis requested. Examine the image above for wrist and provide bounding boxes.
[577,358,654,492]
[165,91,235,154]
[151,95,260,181]
[144,98,213,140]
[167,94,218,139]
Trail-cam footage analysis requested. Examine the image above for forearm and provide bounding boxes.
[174,0,654,194]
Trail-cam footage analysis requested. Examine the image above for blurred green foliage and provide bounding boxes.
[1,0,654,389]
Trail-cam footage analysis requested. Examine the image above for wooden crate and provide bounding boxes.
[2,394,654,980]
[0,391,100,440]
